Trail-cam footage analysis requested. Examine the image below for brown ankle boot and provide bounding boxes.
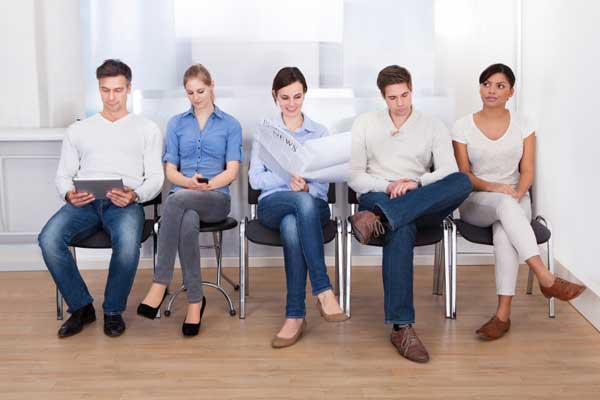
[349,211,386,244]
[540,277,585,301]
[476,316,511,340]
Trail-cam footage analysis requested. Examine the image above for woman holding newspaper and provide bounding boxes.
[249,67,348,348]
[137,64,243,337]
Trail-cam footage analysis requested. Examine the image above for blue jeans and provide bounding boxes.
[38,200,144,315]
[258,191,332,318]
[358,172,472,325]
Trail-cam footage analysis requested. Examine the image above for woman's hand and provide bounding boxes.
[186,173,210,191]
[490,183,518,197]
[290,174,308,192]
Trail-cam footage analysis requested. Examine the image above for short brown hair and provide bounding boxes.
[271,67,308,103]
[96,59,132,83]
[376,65,412,95]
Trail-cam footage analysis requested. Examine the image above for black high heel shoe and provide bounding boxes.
[182,296,206,337]
[137,289,168,320]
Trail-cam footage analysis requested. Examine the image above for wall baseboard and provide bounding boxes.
[0,253,497,272]
[555,261,600,332]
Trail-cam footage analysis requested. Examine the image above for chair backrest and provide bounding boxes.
[347,187,359,205]
[247,182,336,205]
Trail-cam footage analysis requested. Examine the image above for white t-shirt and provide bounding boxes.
[451,112,535,186]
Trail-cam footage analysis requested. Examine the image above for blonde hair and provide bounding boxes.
[183,64,214,101]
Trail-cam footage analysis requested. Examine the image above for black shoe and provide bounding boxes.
[57,303,96,338]
[103,314,126,337]
[137,289,168,320]
[182,296,206,337]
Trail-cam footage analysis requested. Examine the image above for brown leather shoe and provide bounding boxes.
[316,300,349,322]
[271,320,307,349]
[540,277,586,301]
[349,210,386,244]
[390,326,430,363]
[476,316,511,340]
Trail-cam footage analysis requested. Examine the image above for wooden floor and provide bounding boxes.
[0,265,599,400]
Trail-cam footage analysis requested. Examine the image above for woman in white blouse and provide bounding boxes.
[452,63,585,340]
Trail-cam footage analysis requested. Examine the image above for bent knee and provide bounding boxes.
[292,192,319,214]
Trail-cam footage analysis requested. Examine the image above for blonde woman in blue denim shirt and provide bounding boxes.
[137,65,243,336]
[249,67,348,348]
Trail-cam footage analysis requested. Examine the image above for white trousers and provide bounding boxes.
[459,192,540,296]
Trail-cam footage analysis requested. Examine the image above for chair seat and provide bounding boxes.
[346,217,444,247]
[246,219,338,247]
[455,218,551,245]
[198,217,238,233]
[68,220,155,249]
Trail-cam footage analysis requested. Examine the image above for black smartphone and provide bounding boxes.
[196,177,209,184]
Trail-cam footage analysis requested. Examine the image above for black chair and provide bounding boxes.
[163,216,239,317]
[56,194,162,320]
[454,197,555,317]
[345,187,457,319]
[238,183,344,319]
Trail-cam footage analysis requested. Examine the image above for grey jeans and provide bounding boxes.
[153,189,230,303]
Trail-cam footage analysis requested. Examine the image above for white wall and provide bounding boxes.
[433,0,519,118]
[0,0,84,128]
[521,0,600,296]
[0,0,41,127]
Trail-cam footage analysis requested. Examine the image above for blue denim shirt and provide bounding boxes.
[249,114,329,202]
[163,105,243,195]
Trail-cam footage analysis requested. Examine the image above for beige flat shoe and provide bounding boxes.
[316,300,349,322]
[271,320,307,348]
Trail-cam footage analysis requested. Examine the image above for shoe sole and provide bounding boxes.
[349,218,369,244]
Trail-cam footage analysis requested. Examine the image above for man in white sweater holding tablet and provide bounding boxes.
[348,65,471,363]
[39,59,164,338]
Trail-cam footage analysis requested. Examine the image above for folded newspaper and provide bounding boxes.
[255,119,351,183]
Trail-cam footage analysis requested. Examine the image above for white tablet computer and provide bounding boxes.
[73,178,124,200]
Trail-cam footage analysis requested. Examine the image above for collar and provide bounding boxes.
[381,107,420,136]
[277,112,316,133]
[183,104,224,119]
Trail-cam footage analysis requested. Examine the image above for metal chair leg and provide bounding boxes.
[432,241,444,295]
[344,219,352,317]
[548,236,556,318]
[336,218,345,309]
[239,219,246,319]
[442,220,451,318]
[202,282,236,316]
[526,268,534,295]
[334,225,340,298]
[536,216,555,318]
[164,285,186,316]
[451,220,457,319]
[56,287,64,321]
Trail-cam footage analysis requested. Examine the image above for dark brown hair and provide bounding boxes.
[96,59,132,84]
[479,63,516,88]
[377,65,412,95]
[271,67,308,103]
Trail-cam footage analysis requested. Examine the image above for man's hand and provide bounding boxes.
[386,179,418,199]
[66,189,95,207]
[186,173,210,191]
[107,187,138,207]
[290,174,308,192]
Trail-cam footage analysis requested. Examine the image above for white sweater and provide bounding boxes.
[349,108,458,194]
[55,113,164,203]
